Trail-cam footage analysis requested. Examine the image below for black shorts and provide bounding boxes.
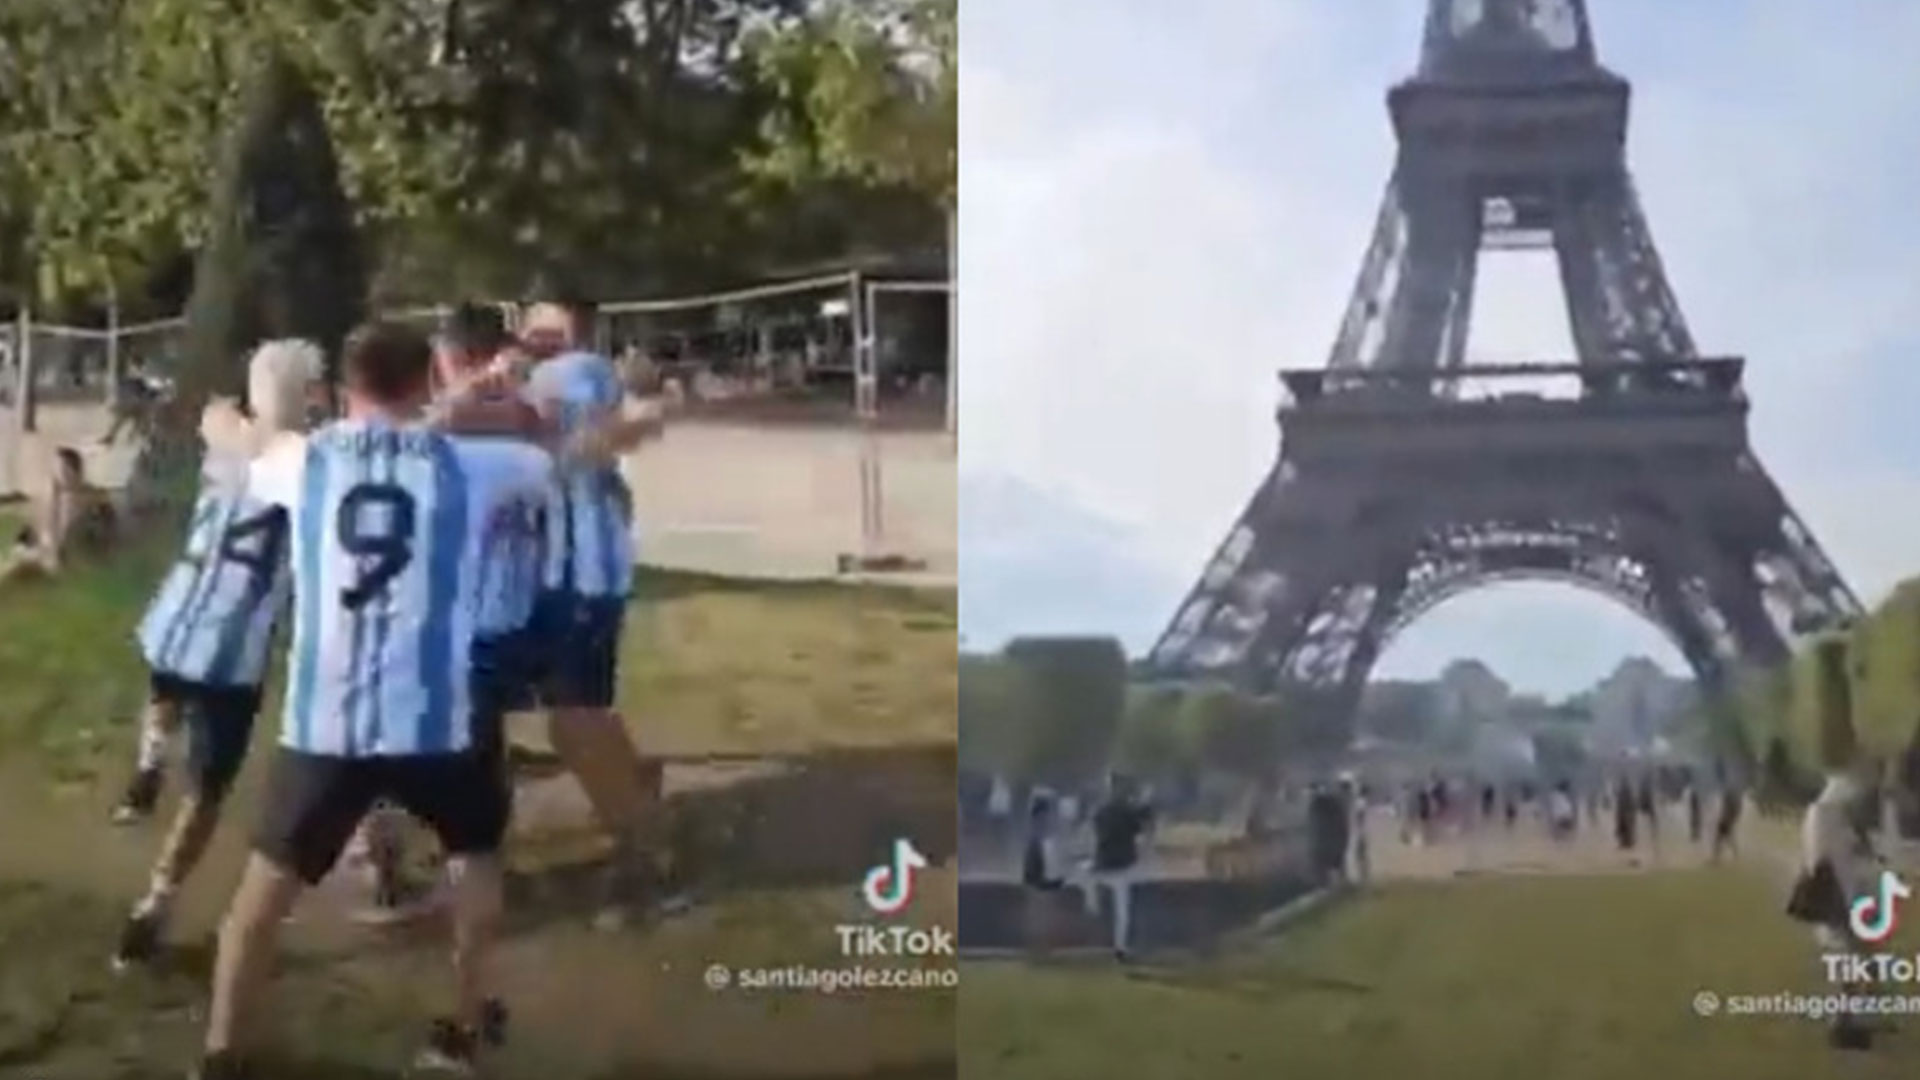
[148,670,261,803]
[474,627,539,715]
[252,748,510,886]
[529,591,626,710]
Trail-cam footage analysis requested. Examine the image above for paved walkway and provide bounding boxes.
[1365,803,1743,881]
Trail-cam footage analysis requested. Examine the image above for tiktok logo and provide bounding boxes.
[1849,869,1913,944]
[861,838,929,916]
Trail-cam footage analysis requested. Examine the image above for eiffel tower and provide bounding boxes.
[1144,0,1860,730]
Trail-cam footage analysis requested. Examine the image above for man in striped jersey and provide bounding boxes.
[518,297,665,926]
[192,322,551,1080]
[347,303,546,922]
[110,340,321,973]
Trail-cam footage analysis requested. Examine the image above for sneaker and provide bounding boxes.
[413,1017,480,1074]
[189,1049,250,1079]
[111,902,167,973]
[112,768,163,825]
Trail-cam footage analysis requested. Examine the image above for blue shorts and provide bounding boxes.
[529,591,627,710]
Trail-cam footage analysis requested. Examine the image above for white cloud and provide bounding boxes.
[959,0,1920,695]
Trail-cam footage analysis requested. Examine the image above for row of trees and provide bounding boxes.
[0,0,954,317]
[959,638,1351,790]
[1728,577,1920,798]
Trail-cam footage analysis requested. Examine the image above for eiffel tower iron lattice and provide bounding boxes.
[1144,0,1860,729]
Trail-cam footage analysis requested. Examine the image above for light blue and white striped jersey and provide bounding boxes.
[474,493,544,637]
[524,350,634,598]
[136,450,291,688]
[249,421,552,757]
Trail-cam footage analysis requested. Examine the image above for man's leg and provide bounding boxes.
[203,854,306,1055]
[115,686,257,970]
[200,750,370,1065]
[537,595,658,919]
[113,684,184,823]
[389,752,512,1069]
[1110,872,1133,956]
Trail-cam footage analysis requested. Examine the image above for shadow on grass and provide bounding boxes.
[635,566,956,614]
[497,742,958,932]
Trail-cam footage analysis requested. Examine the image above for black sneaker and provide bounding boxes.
[413,1017,480,1074]
[189,1049,250,1079]
[480,997,509,1047]
[112,768,163,825]
[112,903,167,973]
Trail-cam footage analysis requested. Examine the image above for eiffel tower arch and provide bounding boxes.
[1144,0,1861,739]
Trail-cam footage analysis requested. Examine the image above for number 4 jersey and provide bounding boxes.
[136,450,292,689]
[249,421,554,757]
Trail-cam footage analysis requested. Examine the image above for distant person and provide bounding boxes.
[1548,782,1575,841]
[1021,795,1067,959]
[1307,784,1350,885]
[987,775,1014,849]
[1480,783,1496,824]
[1790,768,1880,1050]
[1084,776,1152,961]
[1686,783,1704,844]
[1613,776,1637,851]
[1711,783,1744,863]
[1414,787,1433,845]
[1639,775,1659,846]
[0,523,48,585]
[1347,783,1371,884]
[100,358,166,445]
[2,447,119,588]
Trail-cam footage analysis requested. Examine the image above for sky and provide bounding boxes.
[956,0,1920,697]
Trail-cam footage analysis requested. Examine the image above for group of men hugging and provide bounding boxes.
[105,298,670,1078]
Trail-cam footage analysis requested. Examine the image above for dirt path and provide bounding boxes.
[0,748,957,1078]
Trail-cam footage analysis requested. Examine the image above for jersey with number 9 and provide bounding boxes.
[248,421,553,758]
[136,450,291,688]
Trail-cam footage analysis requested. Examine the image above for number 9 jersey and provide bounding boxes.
[249,421,554,758]
[136,449,291,689]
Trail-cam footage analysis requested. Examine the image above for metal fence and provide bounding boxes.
[0,273,952,560]
[0,272,951,434]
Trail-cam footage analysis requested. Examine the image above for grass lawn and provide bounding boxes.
[0,539,957,1079]
[959,870,1920,1080]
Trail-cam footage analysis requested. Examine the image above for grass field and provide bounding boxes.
[0,539,958,1079]
[959,869,1920,1080]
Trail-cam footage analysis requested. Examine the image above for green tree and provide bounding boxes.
[1183,689,1284,784]
[1002,636,1129,787]
[958,652,1027,777]
[743,0,954,209]
[1113,685,1195,782]
[127,52,366,507]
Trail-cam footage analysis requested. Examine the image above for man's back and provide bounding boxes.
[526,350,633,598]
[249,421,550,756]
[1092,798,1148,872]
[137,449,290,687]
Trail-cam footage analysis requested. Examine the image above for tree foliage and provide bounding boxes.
[958,652,1029,776]
[0,0,947,313]
[1731,580,1920,802]
[742,0,955,208]
[1113,685,1195,781]
[1000,636,1129,787]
